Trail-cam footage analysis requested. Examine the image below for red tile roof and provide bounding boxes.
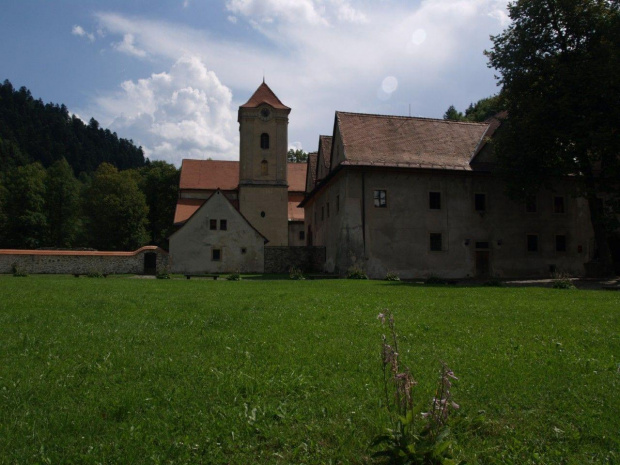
[0,246,167,256]
[306,152,318,192]
[288,193,305,221]
[240,82,290,110]
[173,198,207,225]
[319,135,333,173]
[287,162,307,192]
[336,112,489,171]
[179,160,239,190]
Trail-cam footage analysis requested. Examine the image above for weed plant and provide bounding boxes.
[289,266,306,280]
[347,265,368,279]
[385,272,400,282]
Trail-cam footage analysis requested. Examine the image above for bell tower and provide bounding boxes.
[238,81,290,246]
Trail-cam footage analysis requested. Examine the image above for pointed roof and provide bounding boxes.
[240,82,290,111]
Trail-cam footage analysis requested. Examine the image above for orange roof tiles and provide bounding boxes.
[287,162,307,192]
[288,193,305,221]
[173,198,206,225]
[240,82,290,110]
[336,112,489,171]
[179,159,239,190]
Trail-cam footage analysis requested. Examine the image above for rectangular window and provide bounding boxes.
[554,196,565,213]
[430,233,443,252]
[525,194,537,213]
[327,202,330,218]
[299,231,305,241]
[336,195,340,213]
[220,219,227,231]
[556,235,567,252]
[475,193,486,212]
[429,192,441,210]
[374,190,387,208]
[209,219,217,230]
[527,234,539,252]
[212,248,221,261]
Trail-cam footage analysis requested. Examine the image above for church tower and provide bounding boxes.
[238,81,291,246]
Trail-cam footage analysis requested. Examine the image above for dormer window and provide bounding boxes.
[260,133,269,149]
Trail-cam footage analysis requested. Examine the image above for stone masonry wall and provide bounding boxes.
[264,246,326,274]
[0,247,169,275]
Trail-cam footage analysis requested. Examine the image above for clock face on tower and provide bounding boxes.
[259,107,271,121]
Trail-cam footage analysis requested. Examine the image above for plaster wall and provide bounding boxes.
[239,185,289,246]
[169,191,265,273]
[306,168,595,279]
[288,222,305,246]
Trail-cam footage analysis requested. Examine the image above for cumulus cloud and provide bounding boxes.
[113,33,148,58]
[72,25,95,42]
[94,56,236,164]
[91,0,509,161]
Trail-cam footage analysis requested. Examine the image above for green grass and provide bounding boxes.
[0,276,618,464]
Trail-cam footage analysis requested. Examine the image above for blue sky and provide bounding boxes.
[0,0,510,165]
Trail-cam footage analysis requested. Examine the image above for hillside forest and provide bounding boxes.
[0,80,179,250]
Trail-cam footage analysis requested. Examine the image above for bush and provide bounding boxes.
[156,271,171,280]
[347,265,368,280]
[289,266,305,280]
[385,272,400,281]
[87,270,105,278]
[226,272,241,281]
[11,263,28,277]
[552,271,576,290]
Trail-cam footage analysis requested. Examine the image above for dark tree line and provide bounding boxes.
[0,79,145,174]
[0,81,179,251]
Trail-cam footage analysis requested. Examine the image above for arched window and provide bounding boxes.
[260,133,269,149]
[261,160,268,175]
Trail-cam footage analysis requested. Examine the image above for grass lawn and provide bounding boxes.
[0,276,618,464]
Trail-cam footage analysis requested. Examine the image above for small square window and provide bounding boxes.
[429,192,441,210]
[475,193,486,212]
[209,219,217,230]
[527,234,538,252]
[525,194,537,213]
[241,247,247,254]
[299,231,305,241]
[374,190,387,208]
[556,235,567,252]
[554,196,565,214]
[220,219,227,231]
[212,248,221,261]
[430,233,443,252]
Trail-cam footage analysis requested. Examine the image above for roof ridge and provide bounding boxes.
[336,111,489,126]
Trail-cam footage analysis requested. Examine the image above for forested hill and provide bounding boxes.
[0,79,145,174]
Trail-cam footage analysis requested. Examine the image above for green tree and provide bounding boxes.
[0,177,7,244]
[138,161,180,248]
[84,163,149,250]
[486,0,620,267]
[45,158,82,247]
[3,163,48,248]
[287,149,308,163]
[443,105,465,121]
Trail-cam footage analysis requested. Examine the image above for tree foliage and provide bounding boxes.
[287,149,308,163]
[0,80,145,175]
[443,95,503,122]
[486,0,620,266]
[84,164,150,251]
[45,158,82,248]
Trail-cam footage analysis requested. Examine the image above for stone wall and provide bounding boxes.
[0,247,169,275]
[264,246,326,274]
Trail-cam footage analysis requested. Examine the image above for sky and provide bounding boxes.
[0,0,510,166]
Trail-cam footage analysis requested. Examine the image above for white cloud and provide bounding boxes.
[72,25,95,42]
[94,56,236,164]
[90,0,510,161]
[113,33,148,58]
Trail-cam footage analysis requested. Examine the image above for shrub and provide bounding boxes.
[372,310,461,464]
[226,272,241,281]
[552,271,576,290]
[289,266,306,280]
[385,272,400,282]
[156,271,171,280]
[87,270,105,278]
[347,265,368,280]
[11,263,28,277]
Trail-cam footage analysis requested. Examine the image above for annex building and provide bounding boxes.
[171,82,597,278]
